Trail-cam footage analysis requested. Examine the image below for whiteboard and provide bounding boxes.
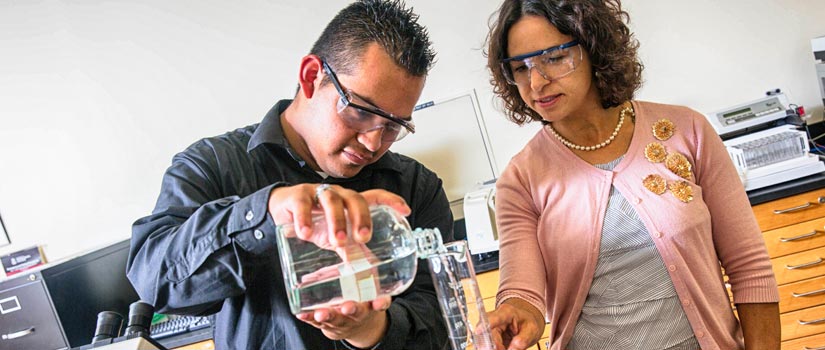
[0,213,9,247]
[391,89,498,202]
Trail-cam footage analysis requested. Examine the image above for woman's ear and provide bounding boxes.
[298,55,324,99]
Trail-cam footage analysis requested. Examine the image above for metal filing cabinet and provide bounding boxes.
[0,272,68,350]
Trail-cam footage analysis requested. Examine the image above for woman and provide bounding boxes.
[484,1,780,349]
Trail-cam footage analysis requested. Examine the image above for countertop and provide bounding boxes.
[747,171,825,205]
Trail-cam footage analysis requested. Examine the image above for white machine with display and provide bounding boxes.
[706,92,825,191]
[706,93,790,138]
[463,181,498,255]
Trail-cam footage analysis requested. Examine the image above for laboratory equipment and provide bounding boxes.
[705,92,825,190]
[463,181,498,255]
[428,240,495,350]
[275,205,494,350]
[705,92,791,139]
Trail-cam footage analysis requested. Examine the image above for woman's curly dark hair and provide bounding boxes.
[486,0,644,125]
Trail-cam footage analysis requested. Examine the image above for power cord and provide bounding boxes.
[804,122,825,156]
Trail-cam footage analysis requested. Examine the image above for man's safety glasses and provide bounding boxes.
[322,61,415,142]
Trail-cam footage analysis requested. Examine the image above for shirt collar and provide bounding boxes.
[247,99,292,153]
[247,99,403,174]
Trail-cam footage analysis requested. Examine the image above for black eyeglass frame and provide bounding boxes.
[321,61,416,136]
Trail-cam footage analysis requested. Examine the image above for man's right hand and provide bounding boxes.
[267,184,411,248]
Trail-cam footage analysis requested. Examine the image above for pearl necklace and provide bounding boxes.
[548,105,633,151]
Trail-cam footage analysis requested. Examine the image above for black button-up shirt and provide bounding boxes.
[127,100,453,349]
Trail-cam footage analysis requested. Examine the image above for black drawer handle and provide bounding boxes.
[1,327,34,340]
[773,197,825,214]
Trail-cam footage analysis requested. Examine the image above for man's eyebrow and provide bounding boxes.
[351,90,412,121]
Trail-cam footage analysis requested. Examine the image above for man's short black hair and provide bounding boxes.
[310,0,436,79]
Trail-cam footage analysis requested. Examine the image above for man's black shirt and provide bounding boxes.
[127,100,453,349]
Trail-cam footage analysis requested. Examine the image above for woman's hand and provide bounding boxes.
[487,298,545,350]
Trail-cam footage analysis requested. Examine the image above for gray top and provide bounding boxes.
[567,156,699,350]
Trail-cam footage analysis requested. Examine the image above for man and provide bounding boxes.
[126,1,453,349]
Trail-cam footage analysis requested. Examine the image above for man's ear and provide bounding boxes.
[298,55,324,99]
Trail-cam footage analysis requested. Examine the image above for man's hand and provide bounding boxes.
[268,184,411,248]
[269,185,409,346]
[296,296,392,347]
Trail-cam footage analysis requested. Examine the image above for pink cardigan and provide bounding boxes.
[494,101,779,350]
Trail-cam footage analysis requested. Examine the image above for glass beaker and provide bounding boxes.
[428,241,494,350]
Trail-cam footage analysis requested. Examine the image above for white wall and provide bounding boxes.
[626,0,825,116]
[1,0,823,262]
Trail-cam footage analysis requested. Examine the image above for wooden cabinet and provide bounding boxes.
[753,188,825,232]
[781,332,825,350]
[173,340,215,350]
[753,189,825,348]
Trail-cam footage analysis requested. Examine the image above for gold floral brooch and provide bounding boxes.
[642,118,693,203]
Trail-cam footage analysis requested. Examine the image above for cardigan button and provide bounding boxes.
[668,265,677,272]
[656,231,664,238]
